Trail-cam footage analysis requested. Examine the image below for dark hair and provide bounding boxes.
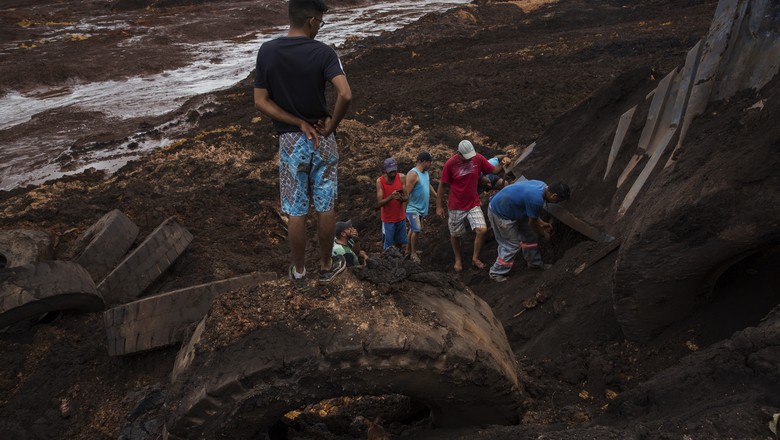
[417,152,432,162]
[549,181,571,200]
[289,0,329,28]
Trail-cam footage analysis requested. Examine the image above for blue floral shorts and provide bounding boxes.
[279,132,338,216]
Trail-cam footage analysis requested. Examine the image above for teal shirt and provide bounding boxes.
[406,167,430,216]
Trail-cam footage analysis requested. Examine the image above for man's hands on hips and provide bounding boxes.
[315,117,336,138]
[300,120,320,148]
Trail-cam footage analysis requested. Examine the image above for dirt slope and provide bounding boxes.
[2,0,779,439]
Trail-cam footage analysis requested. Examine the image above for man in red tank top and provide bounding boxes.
[376,157,409,252]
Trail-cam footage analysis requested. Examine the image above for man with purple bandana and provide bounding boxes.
[253,0,352,290]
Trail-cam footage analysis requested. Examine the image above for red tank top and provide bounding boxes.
[380,174,405,223]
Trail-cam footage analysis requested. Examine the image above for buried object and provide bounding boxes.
[164,274,523,439]
[0,229,54,269]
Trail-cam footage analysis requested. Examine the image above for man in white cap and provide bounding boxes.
[436,140,510,273]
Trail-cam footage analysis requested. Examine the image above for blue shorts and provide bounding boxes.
[382,220,408,249]
[406,212,424,233]
[279,132,338,216]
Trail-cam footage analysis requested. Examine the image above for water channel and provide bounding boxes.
[0,0,469,190]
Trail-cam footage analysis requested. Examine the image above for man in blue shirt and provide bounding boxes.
[487,180,570,282]
[405,151,437,263]
[254,0,352,291]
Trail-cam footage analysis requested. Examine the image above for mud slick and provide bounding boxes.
[1,0,779,439]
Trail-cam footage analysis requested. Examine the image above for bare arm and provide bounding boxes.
[489,156,512,175]
[316,74,352,137]
[436,181,448,218]
[376,177,402,207]
[405,170,418,196]
[529,217,552,241]
[398,173,408,203]
[398,173,408,212]
[376,177,389,207]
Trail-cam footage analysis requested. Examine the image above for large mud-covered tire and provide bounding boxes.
[66,209,139,282]
[98,217,193,306]
[164,274,523,439]
[0,261,104,328]
[104,272,278,356]
[0,229,53,269]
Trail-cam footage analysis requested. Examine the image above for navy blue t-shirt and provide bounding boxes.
[254,36,345,133]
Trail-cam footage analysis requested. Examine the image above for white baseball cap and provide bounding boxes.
[458,140,476,159]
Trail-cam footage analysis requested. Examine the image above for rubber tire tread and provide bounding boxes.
[165,284,522,439]
[0,261,103,328]
[68,209,139,283]
[97,217,193,306]
[104,272,278,356]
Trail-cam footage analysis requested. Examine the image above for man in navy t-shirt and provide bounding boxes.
[487,180,570,282]
[254,0,352,290]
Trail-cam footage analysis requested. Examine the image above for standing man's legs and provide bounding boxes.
[396,220,409,254]
[488,209,520,279]
[317,210,336,270]
[382,220,408,253]
[466,206,488,269]
[288,216,307,273]
[280,132,345,286]
[516,219,544,268]
[449,235,463,273]
[406,212,422,262]
[472,228,487,269]
[447,210,469,273]
[279,133,314,277]
[310,133,346,280]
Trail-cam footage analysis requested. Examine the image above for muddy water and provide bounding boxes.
[0,0,469,190]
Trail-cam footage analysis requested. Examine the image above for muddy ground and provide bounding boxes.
[1,0,779,439]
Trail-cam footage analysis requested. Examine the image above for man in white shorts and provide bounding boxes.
[436,140,509,273]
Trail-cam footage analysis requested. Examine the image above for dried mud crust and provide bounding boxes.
[0,229,53,269]
[165,267,524,439]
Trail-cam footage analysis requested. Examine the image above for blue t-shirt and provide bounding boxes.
[406,167,430,216]
[254,37,345,133]
[489,180,546,220]
[481,157,500,177]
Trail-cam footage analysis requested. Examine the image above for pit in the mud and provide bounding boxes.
[270,394,431,439]
[697,244,780,346]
